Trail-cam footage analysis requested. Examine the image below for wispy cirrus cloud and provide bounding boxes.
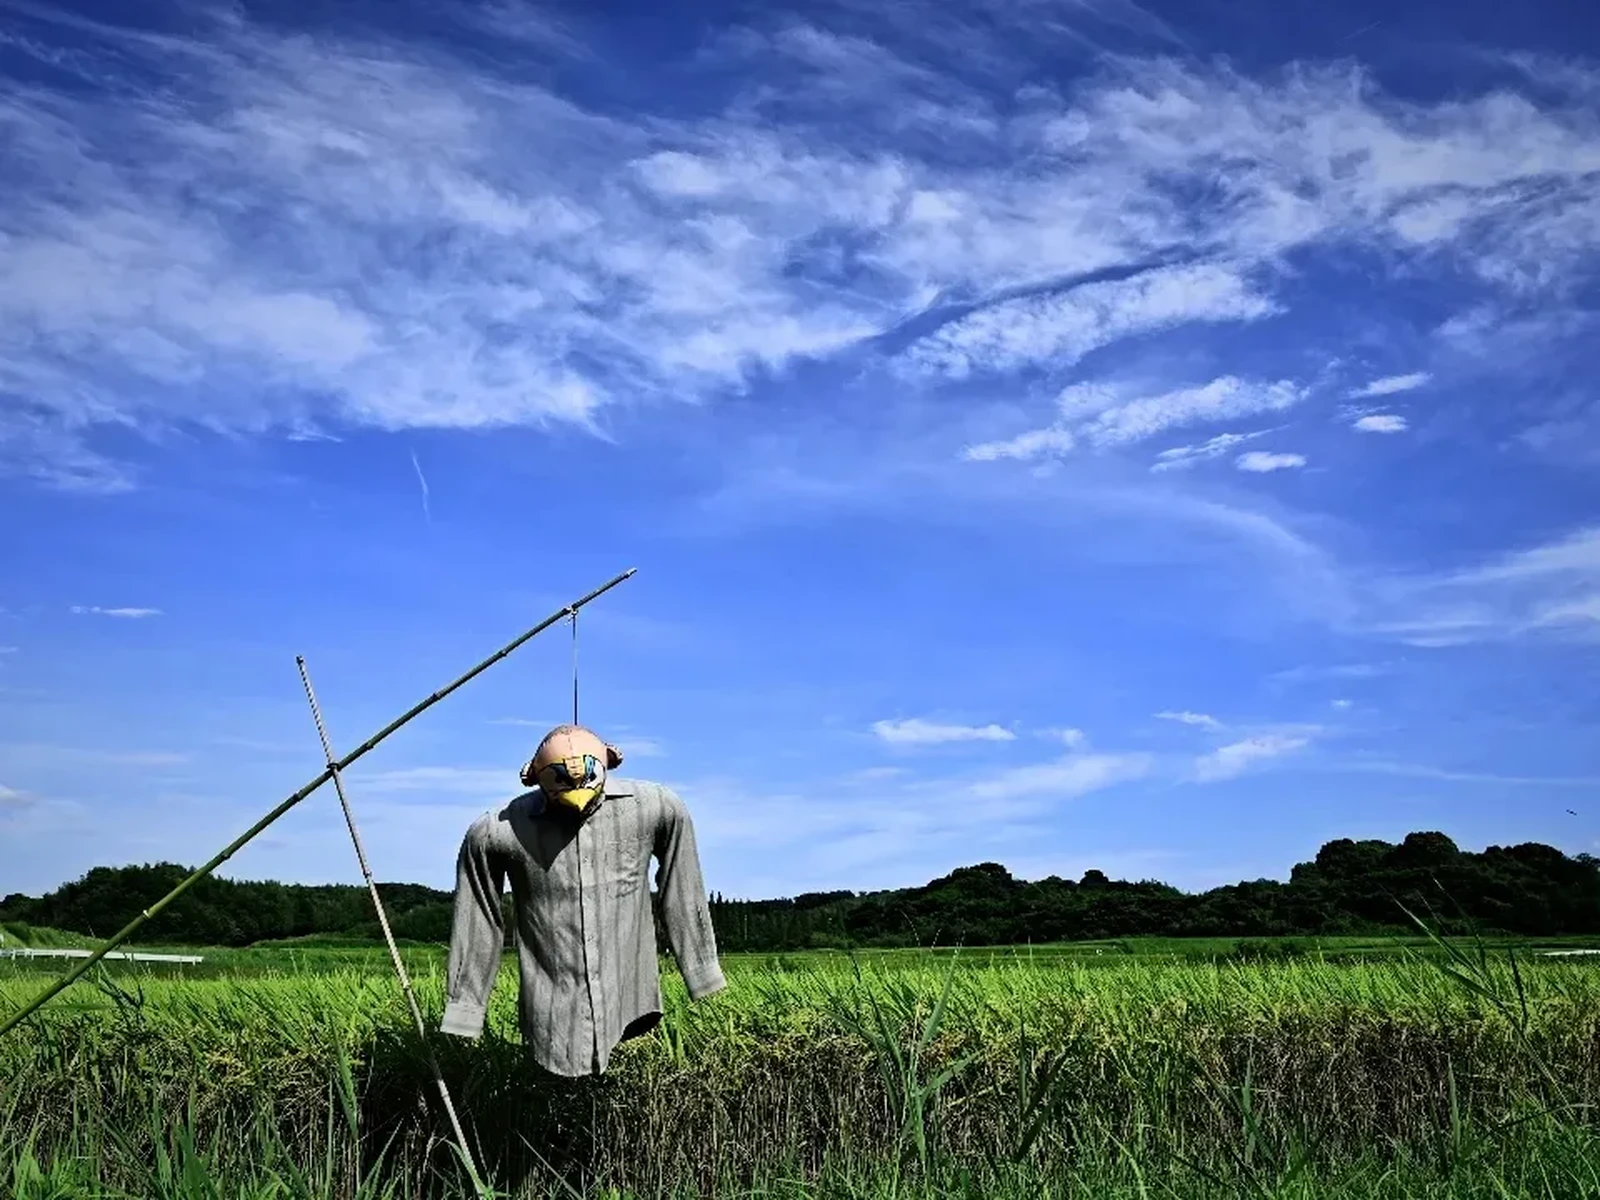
[456,1,592,57]
[668,745,1159,895]
[1332,759,1600,787]
[1039,727,1087,747]
[1236,450,1306,473]
[901,263,1276,383]
[968,751,1152,799]
[2,7,1597,489]
[101,751,191,767]
[616,736,666,759]
[844,765,910,783]
[1272,662,1393,683]
[68,606,162,618]
[1192,733,1309,782]
[342,765,517,802]
[872,717,1016,745]
[0,743,190,769]
[962,427,1077,463]
[1081,379,1306,450]
[1353,413,1408,433]
[964,377,1306,464]
[1156,710,1223,730]
[1363,525,1600,645]
[1151,429,1269,471]
[1349,372,1431,398]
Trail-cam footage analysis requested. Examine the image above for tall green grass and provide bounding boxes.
[0,922,99,950]
[3,942,1599,1197]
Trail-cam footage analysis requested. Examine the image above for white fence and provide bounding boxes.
[0,948,204,964]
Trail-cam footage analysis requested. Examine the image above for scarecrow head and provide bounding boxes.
[521,724,624,814]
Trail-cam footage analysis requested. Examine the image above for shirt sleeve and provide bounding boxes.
[652,785,727,1000]
[440,812,507,1038]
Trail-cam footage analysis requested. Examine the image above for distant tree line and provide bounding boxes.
[3,832,1595,950]
[0,865,454,947]
[710,833,1600,950]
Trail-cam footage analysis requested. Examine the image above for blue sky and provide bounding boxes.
[2,0,1598,904]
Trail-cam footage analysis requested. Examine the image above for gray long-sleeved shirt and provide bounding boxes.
[440,776,726,1076]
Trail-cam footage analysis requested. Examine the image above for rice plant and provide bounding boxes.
[3,941,1599,1197]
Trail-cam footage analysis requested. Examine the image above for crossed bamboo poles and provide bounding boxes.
[0,567,639,1195]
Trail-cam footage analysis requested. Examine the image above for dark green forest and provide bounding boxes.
[3,831,1596,951]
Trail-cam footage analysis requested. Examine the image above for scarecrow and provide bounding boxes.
[440,724,725,1076]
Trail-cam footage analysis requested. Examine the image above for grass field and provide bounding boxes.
[3,929,1600,1198]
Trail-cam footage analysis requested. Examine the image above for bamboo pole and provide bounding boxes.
[296,656,492,1199]
[0,568,637,1042]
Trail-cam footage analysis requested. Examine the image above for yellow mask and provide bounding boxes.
[545,758,603,811]
[522,725,620,814]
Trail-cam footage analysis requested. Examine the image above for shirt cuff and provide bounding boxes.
[440,1000,486,1038]
[682,962,727,1000]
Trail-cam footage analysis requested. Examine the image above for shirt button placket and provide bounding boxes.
[578,819,602,1072]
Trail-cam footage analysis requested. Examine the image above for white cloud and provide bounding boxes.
[1156,710,1222,730]
[617,736,666,759]
[69,606,162,618]
[0,646,16,654]
[1366,526,1600,645]
[1151,429,1268,471]
[1272,662,1392,682]
[1236,450,1306,473]
[344,765,515,797]
[1193,734,1309,782]
[843,765,910,782]
[662,746,1162,896]
[0,744,192,780]
[1332,760,1600,787]
[1,14,1597,488]
[1453,525,1600,586]
[457,2,591,57]
[1530,593,1600,627]
[967,752,1152,799]
[902,263,1276,381]
[1041,727,1087,747]
[963,426,1076,463]
[1331,698,1353,709]
[99,751,191,767]
[0,783,31,809]
[1082,379,1306,449]
[872,718,1016,745]
[1349,372,1431,398]
[1353,413,1408,433]
[967,377,1305,467]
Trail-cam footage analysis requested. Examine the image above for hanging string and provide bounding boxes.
[570,608,579,725]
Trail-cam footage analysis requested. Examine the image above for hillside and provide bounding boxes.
[0,922,97,950]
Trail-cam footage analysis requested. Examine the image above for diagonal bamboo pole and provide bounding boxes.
[296,656,491,1200]
[0,567,637,1042]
